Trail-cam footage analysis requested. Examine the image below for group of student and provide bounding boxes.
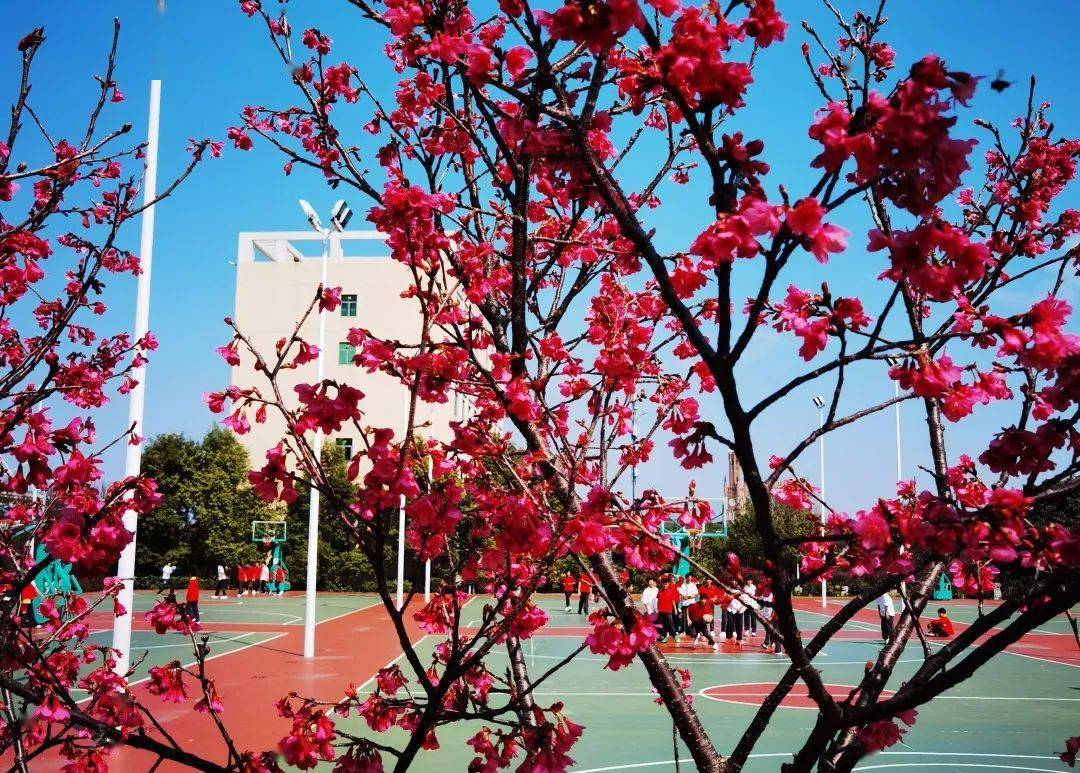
[558,570,780,652]
[232,562,288,597]
[558,570,958,654]
[639,574,782,652]
[159,560,290,625]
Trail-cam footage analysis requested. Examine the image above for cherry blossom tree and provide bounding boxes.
[204,0,1080,768]
[4,0,1077,771]
[0,22,230,771]
[207,0,1080,770]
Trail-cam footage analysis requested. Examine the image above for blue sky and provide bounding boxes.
[7,1,1077,514]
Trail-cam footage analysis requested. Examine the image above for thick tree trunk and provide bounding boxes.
[589,552,725,772]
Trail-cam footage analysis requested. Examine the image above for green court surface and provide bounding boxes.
[342,595,1077,772]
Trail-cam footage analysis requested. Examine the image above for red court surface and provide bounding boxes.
[82,597,424,772]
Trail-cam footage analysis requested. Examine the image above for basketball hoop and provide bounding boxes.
[262,537,273,551]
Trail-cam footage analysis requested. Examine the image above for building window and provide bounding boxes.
[340,294,357,317]
[338,342,356,365]
[335,437,354,460]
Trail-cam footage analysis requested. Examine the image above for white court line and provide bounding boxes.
[855,766,1058,771]
[285,598,382,626]
[122,632,258,652]
[573,752,1060,773]
[74,595,380,705]
[1000,648,1080,669]
[796,606,879,632]
[75,632,288,706]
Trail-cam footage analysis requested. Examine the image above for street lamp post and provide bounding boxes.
[813,395,826,608]
[297,199,351,659]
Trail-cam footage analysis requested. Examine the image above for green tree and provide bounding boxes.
[287,443,375,591]
[135,433,200,580]
[136,427,276,585]
[189,427,270,578]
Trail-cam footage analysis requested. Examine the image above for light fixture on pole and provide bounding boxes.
[112,80,161,676]
[298,198,350,659]
[812,395,826,609]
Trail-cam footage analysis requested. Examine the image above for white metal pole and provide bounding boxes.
[302,232,329,659]
[895,379,908,595]
[424,455,432,602]
[818,405,827,609]
[396,494,406,609]
[894,381,902,481]
[112,80,161,677]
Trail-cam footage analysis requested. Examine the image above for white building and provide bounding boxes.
[230,230,463,467]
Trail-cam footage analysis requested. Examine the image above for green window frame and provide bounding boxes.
[335,437,354,460]
[338,342,356,365]
[340,294,357,317]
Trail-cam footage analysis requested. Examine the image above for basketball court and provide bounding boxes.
[76,592,1076,771]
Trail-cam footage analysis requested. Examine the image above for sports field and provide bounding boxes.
[81,592,1077,771]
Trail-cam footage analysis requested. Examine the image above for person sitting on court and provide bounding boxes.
[656,577,681,644]
[274,565,287,596]
[687,599,719,650]
[927,607,955,637]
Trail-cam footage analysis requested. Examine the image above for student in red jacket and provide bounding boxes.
[688,599,719,649]
[20,582,38,630]
[698,579,720,633]
[561,573,576,612]
[927,607,955,637]
[577,574,593,615]
[656,577,681,643]
[184,577,201,622]
[274,566,287,596]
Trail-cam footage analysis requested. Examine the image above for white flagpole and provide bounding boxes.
[112,79,161,676]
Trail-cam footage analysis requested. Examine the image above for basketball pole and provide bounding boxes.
[112,80,160,677]
[302,230,330,659]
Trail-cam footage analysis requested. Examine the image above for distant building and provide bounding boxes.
[230,230,465,467]
[724,450,750,519]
